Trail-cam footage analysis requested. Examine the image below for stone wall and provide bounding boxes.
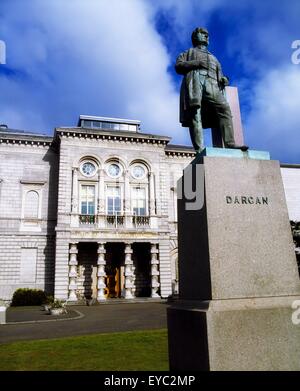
[0,140,58,299]
[0,235,55,299]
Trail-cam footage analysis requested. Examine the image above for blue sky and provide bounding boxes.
[0,0,299,163]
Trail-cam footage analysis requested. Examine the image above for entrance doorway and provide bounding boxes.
[77,242,98,300]
[132,243,151,297]
[105,243,125,298]
[76,242,152,300]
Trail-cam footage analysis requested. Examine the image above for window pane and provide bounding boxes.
[83,120,92,128]
[107,187,114,197]
[87,186,95,197]
[107,187,119,198]
[81,186,87,197]
[88,204,95,215]
[119,124,129,131]
[112,123,120,130]
[107,198,113,214]
[140,188,146,198]
[137,199,144,208]
[81,202,87,215]
[102,122,111,129]
[115,197,121,211]
[92,121,101,128]
[132,188,137,199]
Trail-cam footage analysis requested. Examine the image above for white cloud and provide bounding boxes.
[244,65,300,163]
[1,0,300,161]
[0,0,189,144]
[146,0,225,48]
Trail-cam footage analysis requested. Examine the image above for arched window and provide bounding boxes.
[80,160,97,177]
[130,162,150,217]
[24,191,39,219]
[106,161,123,179]
[130,163,148,180]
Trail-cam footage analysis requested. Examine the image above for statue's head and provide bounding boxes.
[191,27,209,47]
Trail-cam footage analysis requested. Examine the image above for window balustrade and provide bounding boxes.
[79,214,97,224]
[106,215,125,227]
[132,215,150,227]
[77,214,152,228]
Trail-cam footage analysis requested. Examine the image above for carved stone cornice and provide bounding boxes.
[55,127,170,147]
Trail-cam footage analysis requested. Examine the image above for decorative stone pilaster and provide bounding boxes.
[68,243,78,301]
[151,243,160,298]
[149,172,156,215]
[124,169,131,215]
[97,168,105,214]
[124,243,134,299]
[71,167,78,213]
[97,242,107,301]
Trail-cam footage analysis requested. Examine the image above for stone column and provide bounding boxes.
[97,242,107,301]
[97,168,105,229]
[71,167,78,213]
[151,243,160,298]
[149,172,156,215]
[124,242,134,299]
[68,242,78,301]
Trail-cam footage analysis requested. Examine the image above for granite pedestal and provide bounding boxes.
[167,148,300,370]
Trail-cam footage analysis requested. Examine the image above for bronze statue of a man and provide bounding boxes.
[175,27,248,153]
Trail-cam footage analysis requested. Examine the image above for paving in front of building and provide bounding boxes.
[0,302,168,344]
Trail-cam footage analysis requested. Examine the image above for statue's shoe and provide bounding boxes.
[226,143,249,152]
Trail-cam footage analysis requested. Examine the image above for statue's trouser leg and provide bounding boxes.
[215,102,235,146]
[203,81,235,146]
[189,108,204,153]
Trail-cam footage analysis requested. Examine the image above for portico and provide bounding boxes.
[67,241,161,301]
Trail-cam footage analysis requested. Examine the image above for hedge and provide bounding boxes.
[11,288,47,306]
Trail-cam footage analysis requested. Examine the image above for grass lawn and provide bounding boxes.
[0,329,169,371]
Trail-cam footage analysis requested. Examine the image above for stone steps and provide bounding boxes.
[66,297,166,306]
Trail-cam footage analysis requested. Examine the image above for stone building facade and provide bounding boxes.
[0,116,299,301]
